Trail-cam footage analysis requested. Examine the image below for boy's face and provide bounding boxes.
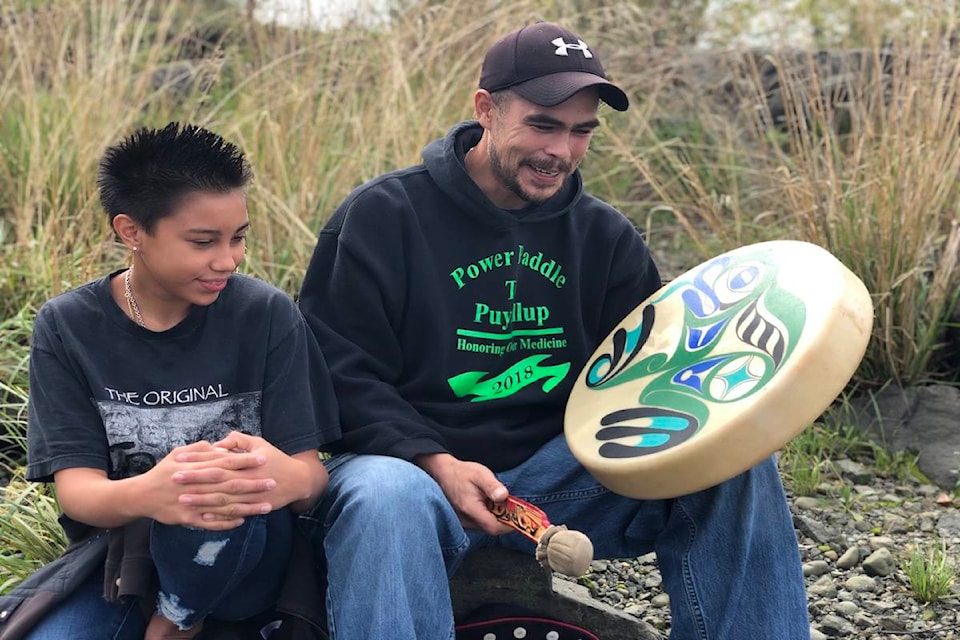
[135,189,248,310]
[479,88,601,209]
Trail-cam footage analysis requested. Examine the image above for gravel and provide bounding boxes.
[562,459,960,639]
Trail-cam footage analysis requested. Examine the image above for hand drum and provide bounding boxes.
[564,240,874,499]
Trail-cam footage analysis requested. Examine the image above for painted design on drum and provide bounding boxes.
[583,248,806,459]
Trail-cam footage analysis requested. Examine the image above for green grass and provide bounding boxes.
[904,541,957,604]
[0,473,66,592]
[779,394,927,498]
[0,305,32,470]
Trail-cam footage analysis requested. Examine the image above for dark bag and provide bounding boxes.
[455,604,600,640]
[0,528,108,640]
[199,610,327,640]
[199,527,328,640]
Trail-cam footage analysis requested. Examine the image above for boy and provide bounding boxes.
[26,123,339,639]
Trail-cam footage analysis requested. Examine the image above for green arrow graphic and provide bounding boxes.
[448,354,571,402]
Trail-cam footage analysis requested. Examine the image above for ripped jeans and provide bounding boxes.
[25,509,291,639]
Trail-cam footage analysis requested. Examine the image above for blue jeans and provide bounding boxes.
[298,434,809,640]
[25,510,292,639]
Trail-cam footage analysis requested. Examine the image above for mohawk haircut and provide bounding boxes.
[98,122,252,232]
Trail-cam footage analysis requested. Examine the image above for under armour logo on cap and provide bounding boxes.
[552,37,593,59]
[478,22,629,111]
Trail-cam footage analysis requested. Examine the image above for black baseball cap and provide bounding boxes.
[478,22,629,111]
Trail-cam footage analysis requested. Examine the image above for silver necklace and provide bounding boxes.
[124,266,146,327]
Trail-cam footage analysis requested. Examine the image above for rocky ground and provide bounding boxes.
[566,459,960,639]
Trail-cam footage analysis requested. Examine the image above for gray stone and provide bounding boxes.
[819,614,856,636]
[795,514,846,551]
[852,612,876,629]
[834,459,875,485]
[879,616,907,632]
[651,593,670,607]
[852,519,874,533]
[938,511,960,538]
[842,575,877,592]
[881,513,912,534]
[794,496,823,511]
[643,573,663,589]
[861,599,898,614]
[808,576,838,597]
[804,560,831,577]
[862,548,897,577]
[867,536,895,549]
[846,384,960,490]
[836,546,860,569]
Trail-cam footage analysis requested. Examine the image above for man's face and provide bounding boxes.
[481,89,601,209]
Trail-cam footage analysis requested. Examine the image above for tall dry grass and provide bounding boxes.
[603,4,960,385]
[748,46,960,385]
[0,0,637,300]
[2,0,958,377]
[3,1,960,373]
[0,1,234,302]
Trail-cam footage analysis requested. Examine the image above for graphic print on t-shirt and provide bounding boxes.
[97,391,262,479]
[446,244,571,402]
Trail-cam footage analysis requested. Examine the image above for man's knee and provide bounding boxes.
[323,455,448,523]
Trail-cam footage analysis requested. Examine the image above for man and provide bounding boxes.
[298,22,809,639]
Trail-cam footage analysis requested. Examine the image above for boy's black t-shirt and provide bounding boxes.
[27,272,340,485]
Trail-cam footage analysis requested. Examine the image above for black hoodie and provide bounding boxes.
[299,121,661,471]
